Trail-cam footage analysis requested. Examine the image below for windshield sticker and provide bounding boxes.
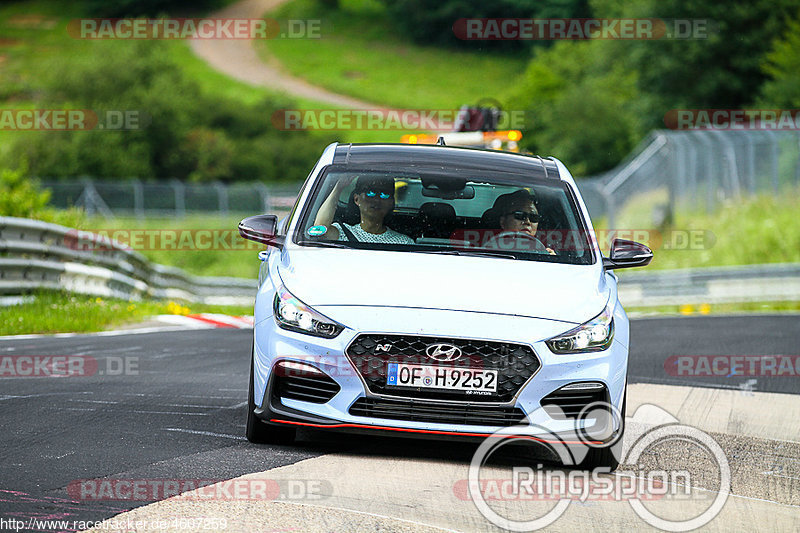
[307,225,328,237]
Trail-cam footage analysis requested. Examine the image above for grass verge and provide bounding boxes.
[0,291,252,336]
[258,0,528,110]
[606,187,800,271]
[80,214,265,278]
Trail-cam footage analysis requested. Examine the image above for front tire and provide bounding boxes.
[577,388,626,471]
[246,344,296,445]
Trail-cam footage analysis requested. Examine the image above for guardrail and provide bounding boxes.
[617,263,800,308]
[2,216,797,310]
[0,216,256,306]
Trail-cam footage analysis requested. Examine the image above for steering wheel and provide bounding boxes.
[485,231,556,254]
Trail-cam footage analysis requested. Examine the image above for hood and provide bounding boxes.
[278,248,609,324]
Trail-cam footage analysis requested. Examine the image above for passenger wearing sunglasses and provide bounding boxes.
[313,175,414,244]
[487,190,556,254]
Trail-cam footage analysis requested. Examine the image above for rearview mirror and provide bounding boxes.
[238,215,284,248]
[603,238,653,270]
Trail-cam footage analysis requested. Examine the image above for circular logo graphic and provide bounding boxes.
[307,225,327,237]
[466,404,730,532]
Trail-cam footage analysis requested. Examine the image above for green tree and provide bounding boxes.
[82,0,222,17]
[376,0,589,49]
[605,0,800,131]
[505,40,640,175]
[0,164,50,218]
[12,40,331,182]
[759,11,800,107]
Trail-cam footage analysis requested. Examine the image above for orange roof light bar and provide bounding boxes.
[401,131,523,146]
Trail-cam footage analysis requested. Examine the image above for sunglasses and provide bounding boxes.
[362,190,392,199]
[507,211,541,223]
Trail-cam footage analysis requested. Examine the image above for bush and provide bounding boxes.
[0,164,85,227]
[759,10,800,107]
[0,164,50,218]
[12,40,332,183]
[81,0,223,17]
[376,0,589,49]
[505,40,640,176]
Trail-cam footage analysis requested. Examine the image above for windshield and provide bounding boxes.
[293,165,595,265]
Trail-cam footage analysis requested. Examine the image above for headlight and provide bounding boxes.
[273,284,344,338]
[545,306,614,354]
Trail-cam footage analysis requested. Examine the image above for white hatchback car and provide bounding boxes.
[239,142,652,469]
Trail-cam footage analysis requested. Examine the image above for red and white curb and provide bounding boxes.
[156,314,254,329]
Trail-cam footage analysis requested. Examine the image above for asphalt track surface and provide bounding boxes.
[0,315,798,532]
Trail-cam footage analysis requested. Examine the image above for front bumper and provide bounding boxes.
[252,304,629,443]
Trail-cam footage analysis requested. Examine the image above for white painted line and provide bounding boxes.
[0,325,196,341]
[159,403,234,409]
[163,428,246,440]
[133,411,209,416]
[155,315,218,329]
[0,313,254,340]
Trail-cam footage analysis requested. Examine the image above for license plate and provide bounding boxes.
[386,363,497,392]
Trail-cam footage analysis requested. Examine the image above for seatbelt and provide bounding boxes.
[339,223,359,242]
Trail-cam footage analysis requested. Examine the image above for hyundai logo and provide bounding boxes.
[425,343,462,362]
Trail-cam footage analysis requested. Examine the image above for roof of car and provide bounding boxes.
[332,143,561,180]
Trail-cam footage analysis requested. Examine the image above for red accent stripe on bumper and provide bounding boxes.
[269,418,602,445]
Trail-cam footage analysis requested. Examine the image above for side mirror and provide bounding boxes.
[238,215,284,248]
[603,238,653,270]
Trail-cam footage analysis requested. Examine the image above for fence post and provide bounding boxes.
[763,130,780,193]
[77,176,114,219]
[718,131,742,199]
[796,131,800,185]
[215,182,229,214]
[133,179,144,221]
[253,183,270,214]
[170,179,186,218]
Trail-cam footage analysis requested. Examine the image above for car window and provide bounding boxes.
[293,165,595,265]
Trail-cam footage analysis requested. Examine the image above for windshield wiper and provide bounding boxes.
[417,249,517,260]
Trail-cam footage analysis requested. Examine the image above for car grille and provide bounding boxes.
[345,334,540,402]
[540,385,608,419]
[273,373,341,404]
[349,397,528,427]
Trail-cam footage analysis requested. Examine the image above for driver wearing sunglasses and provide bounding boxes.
[490,190,556,254]
[313,175,414,244]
